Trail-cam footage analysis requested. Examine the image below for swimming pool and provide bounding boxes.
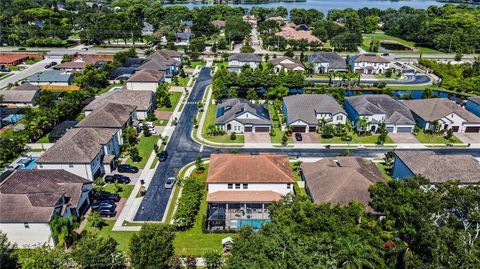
[17,157,39,170]
[239,219,271,230]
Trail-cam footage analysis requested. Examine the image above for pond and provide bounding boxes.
[167,0,452,14]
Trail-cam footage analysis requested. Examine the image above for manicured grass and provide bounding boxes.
[99,184,134,198]
[153,119,168,126]
[268,103,292,145]
[201,101,244,144]
[175,76,190,87]
[159,92,182,112]
[0,72,14,81]
[85,219,134,252]
[126,135,160,169]
[97,83,123,95]
[25,58,41,65]
[375,162,393,181]
[213,61,228,69]
[36,133,50,143]
[362,31,440,53]
[321,132,394,144]
[187,60,205,68]
[415,131,462,144]
[290,161,307,196]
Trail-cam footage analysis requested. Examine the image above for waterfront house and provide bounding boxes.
[466,96,480,118]
[308,52,347,73]
[268,57,305,72]
[348,54,390,74]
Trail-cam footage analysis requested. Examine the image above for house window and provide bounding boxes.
[39,165,43,168]
[337,115,343,121]
[69,164,74,168]
[235,184,241,189]
[243,184,248,189]
[287,184,292,189]
[24,223,30,229]
[228,184,233,189]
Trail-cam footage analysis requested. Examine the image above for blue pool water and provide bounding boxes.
[18,157,39,170]
[239,219,272,230]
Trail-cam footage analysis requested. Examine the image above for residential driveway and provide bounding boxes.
[294,132,320,144]
[455,133,480,144]
[104,198,127,221]
[155,110,173,120]
[105,170,143,184]
[245,133,271,144]
[389,133,419,144]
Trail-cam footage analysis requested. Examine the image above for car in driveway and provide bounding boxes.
[105,174,131,184]
[91,202,116,211]
[164,177,176,189]
[158,151,168,162]
[95,191,120,202]
[98,208,116,217]
[118,164,139,173]
[295,133,303,141]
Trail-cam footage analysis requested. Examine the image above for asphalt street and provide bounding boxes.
[308,74,432,86]
[135,67,480,222]
[0,58,58,89]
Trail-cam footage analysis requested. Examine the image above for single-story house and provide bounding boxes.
[0,83,40,106]
[206,153,294,231]
[348,54,390,74]
[308,52,347,73]
[228,53,262,73]
[0,53,29,66]
[126,69,165,92]
[344,94,415,133]
[0,169,93,248]
[211,20,226,28]
[215,98,272,133]
[403,98,480,133]
[268,57,305,72]
[275,25,320,44]
[282,94,347,133]
[83,89,155,120]
[37,127,121,180]
[26,70,74,86]
[302,157,385,212]
[466,96,480,117]
[392,151,480,184]
[55,55,110,72]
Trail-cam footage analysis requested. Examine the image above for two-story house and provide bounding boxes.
[282,94,347,133]
[348,54,390,74]
[227,53,262,73]
[126,69,165,92]
[308,52,347,73]
[344,94,415,133]
[138,50,183,82]
[215,98,272,133]
[268,57,305,72]
[206,154,294,231]
[403,98,480,133]
[0,170,93,248]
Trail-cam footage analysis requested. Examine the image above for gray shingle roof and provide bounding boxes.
[37,128,117,164]
[468,96,480,105]
[0,170,89,222]
[127,69,164,82]
[395,151,480,184]
[283,94,346,125]
[269,57,305,70]
[228,53,262,62]
[215,98,271,125]
[76,103,135,128]
[403,98,480,123]
[309,52,347,70]
[0,88,38,103]
[345,94,415,125]
[84,89,153,112]
[12,83,39,91]
[27,70,73,83]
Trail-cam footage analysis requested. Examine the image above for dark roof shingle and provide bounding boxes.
[283,94,346,125]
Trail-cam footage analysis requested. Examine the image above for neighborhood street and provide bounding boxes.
[134,67,480,222]
[0,58,57,89]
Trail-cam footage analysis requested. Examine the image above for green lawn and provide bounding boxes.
[99,184,134,198]
[415,131,462,144]
[268,103,293,145]
[153,119,168,126]
[375,162,393,181]
[290,161,307,196]
[201,101,244,144]
[213,61,228,69]
[176,77,190,87]
[126,135,160,168]
[159,92,182,112]
[187,60,205,68]
[362,31,439,53]
[321,132,394,144]
[85,219,134,253]
[36,133,50,143]
[0,72,14,81]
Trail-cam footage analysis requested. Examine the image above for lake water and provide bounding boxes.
[168,0,450,14]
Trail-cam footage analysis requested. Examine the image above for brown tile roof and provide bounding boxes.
[275,26,320,43]
[394,151,480,184]
[37,128,117,164]
[207,154,294,184]
[302,157,385,211]
[207,191,283,203]
[76,103,135,128]
[211,20,225,27]
[0,53,29,64]
[83,89,154,112]
[403,98,480,123]
[127,69,165,82]
[0,170,90,222]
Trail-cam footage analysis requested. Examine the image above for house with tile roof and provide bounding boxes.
[227,53,262,73]
[348,54,391,74]
[36,128,121,180]
[0,83,39,106]
[55,55,110,72]
[403,98,480,133]
[344,94,415,133]
[392,151,480,184]
[275,25,320,44]
[126,69,165,92]
[205,154,294,231]
[301,157,385,212]
[0,169,92,247]
[215,98,272,133]
[268,57,305,72]
[466,96,480,118]
[308,52,348,73]
[282,94,347,133]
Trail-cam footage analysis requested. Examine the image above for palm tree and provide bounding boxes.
[336,236,383,269]
[356,117,368,135]
[318,117,328,129]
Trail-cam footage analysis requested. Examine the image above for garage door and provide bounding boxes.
[396,127,412,133]
[452,126,460,132]
[386,127,394,133]
[255,127,270,132]
[309,126,317,132]
[292,126,306,132]
[465,126,480,133]
[244,126,252,132]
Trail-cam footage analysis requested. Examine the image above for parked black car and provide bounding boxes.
[105,174,131,184]
[295,133,303,141]
[158,151,168,162]
[98,208,116,217]
[118,164,139,173]
[95,191,120,202]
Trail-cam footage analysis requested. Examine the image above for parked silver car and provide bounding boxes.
[164,177,176,189]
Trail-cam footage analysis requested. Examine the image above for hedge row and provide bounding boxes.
[174,178,205,230]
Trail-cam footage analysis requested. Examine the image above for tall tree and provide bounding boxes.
[72,232,125,269]
[129,224,176,269]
